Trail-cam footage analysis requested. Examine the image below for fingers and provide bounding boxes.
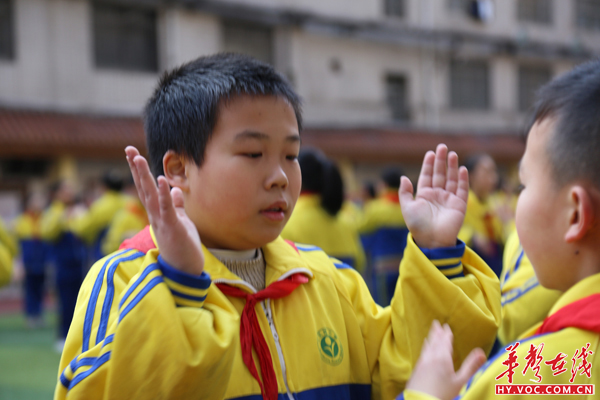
[170,187,185,210]
[398,176,414,210]
[456,166,470,204]
[125,147,145,206]
[133,155,160,222]
[157,176,178,222]
[455,348,487,387]
[445,151,459,194]
[432,144,448,189]
[416,151,435,193]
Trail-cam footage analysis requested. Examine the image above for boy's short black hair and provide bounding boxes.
[381,167,404,190]
[144,53,302,177]
[531,58,600,188]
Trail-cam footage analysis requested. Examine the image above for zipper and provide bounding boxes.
[263,299,295,400]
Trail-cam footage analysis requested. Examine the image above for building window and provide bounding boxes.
[386,74,410,122]
[518,65,551,112]
[448,0,470,11]
[449,59,490,110]
[576,0,600,30]
[384,0,405,18]
[0,0,14,60]
[93,3,158,72]
[517,0,552,24]
[222,21,273,65]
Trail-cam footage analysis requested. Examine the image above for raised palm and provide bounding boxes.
[125,146,204,275]
[399,144,469,249]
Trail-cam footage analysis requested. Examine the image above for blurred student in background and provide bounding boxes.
[71,170,128,262]
[282,148,365,272]
[13,191,50,328]
[41,181,88,351]
[0,215,17,288]
[359,167,408,305]
[101,177,148,255]
[459,154,504,277]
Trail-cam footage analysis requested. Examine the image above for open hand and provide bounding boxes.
[399,144,469,249]
[405,321,486,400]
[125,146,204,275]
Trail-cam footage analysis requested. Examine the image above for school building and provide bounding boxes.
[1,0,599,216]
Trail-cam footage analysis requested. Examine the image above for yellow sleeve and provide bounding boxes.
[0,241,13,287]
[41,202,67,242]
[71,193,124,244]
[334,234,501,399]
[0,217,18,257]
[54,249,239,400]
[400,389,441,400]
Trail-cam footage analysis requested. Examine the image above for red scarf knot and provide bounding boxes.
[536,293,600,335]
[216,273,309,400]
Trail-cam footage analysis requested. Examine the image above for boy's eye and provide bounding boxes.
[286,155,298,161]
[245,153,262,159]
[516,184,525,193]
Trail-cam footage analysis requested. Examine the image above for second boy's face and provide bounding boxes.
[183,95,301,250]
[516,118,571,291]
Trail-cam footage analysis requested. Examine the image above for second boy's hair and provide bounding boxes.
[144,53,302,177]
[299,148,344,216]
[531,58,600,188]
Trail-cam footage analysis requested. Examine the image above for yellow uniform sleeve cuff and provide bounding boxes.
[157,255,211,307]
[418,239,465,279]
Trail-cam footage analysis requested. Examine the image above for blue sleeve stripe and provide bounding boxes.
[446,271,465,279]
[501,279,540,306]
[420,240,466,260]
[82,249,130,352]
[333,262,352,270]
[436,261,462,270]
[503,248,525,285]
[119,263,159,309]
[158,255,211,289]
[69,351,111,390]
[295,244,323,252]
[59,372,70,388]
[169,288,207,303]
[396,393,405,400]
[96,251,144,345]
[119,276,164,322]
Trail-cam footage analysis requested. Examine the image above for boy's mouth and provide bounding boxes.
[260,201,288,221]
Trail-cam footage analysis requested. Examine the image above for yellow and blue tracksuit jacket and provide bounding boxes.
[498,230,561,346]
[282,194,366,273]
[0,217,17,287]
[41,201,88,269]
[55,226,500,400]
[101,199,148,256]
[71,191,128,259]
[14,212,50,274]
[400,272,600,400]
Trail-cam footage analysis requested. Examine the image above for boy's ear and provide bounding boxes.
[163,151,190,192]
[565,186,595,243]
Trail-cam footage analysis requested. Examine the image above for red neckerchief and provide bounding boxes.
[536,293,600,335]
[382,191,400,203]
[120,227,309,399]
[216,275,308,400]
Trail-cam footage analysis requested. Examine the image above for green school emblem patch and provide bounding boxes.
[317,328,343,366]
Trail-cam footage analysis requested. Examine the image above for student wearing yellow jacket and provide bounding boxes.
[400,58,600,400]
[282,149,366,273]
[458,154,504,277]
[55,55,500,400]
[359,168,408,306]
[41,181,88,344]
[71,171,128,262]
[101,180,148,256]
[0,215,17,287]
[14,192,51,324]
[498,230,561,347]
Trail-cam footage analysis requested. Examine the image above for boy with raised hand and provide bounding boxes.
[54,53,499,400]
[400,58,600,400]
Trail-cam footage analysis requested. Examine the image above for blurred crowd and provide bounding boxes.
[0,149,518,348]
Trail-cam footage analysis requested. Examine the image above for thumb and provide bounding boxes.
[399,176,414,209]
[454,348,486,388]
[170,187,185,209]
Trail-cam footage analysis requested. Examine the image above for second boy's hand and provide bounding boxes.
[399,144,469,249]
[125,146,205,275]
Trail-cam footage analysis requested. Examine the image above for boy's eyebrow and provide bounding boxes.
[234,130,301,143]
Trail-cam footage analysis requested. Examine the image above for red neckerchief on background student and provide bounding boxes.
[382,191,400,203]
[536,294,600,334]
[121,226,310,400]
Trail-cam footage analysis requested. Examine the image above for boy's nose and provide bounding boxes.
[266,164,289,189]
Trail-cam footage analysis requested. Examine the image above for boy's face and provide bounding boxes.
[516,118,572,290]
[182,95,301,250]
[471,155,498,200]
